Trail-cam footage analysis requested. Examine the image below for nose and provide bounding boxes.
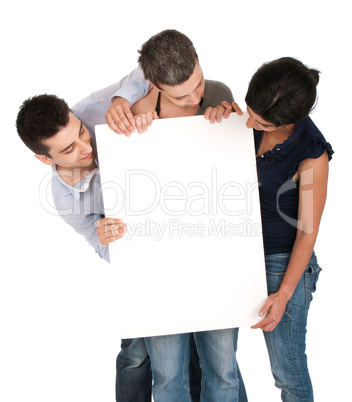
[189,91,202,105]
[80,138,92,155]
[246,115,256,129]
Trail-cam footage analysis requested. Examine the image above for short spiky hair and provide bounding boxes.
[138,29,199,88]
[16,94,70,157]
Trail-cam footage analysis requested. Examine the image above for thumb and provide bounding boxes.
[258,298,273,317]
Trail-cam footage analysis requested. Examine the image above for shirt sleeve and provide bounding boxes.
[198,81,234,115]
[110,65,151,106]
[51,177,110,263]
[57,209,110,263]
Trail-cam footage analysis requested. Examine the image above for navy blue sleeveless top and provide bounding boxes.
[254,116,334,255]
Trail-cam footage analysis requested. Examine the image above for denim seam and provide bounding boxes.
[284,303,311,400]
[305,270,311,306]
[193,333,205,400]
[305,265,322,306]
[184,333,192,402]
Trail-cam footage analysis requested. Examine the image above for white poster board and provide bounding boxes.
[96,113,267,339]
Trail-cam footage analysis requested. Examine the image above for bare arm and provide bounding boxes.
[252,151,329,331]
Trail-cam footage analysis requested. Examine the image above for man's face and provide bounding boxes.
[158,62,205,108]
[37,112,95,169]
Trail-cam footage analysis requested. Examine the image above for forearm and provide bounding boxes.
[111,66,151,106]
[278,230,318,301]
[279,153,328,301]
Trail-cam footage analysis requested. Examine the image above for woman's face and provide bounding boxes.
[246,107,278,132]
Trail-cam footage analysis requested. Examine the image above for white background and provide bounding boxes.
[1,0,350,401]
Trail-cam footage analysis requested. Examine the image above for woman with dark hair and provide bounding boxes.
[206,57,333,401]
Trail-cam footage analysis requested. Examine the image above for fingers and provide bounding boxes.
[96,218,124,227]
[117,103,136,134]
[135,114,148,134]
[251,300,271,329]
[251,295,287,332]
[135,111,157,134]
[105,113,124,135]
[231,101,243,115]
[96,218,127,246]
[204,100,242,124]
[204,106,213,120]
[123,104,137,129]
[258,298,272,318]
[107,105,158,136]
[251,307,274,331]
[204,105,227,124]
[251,315,279,332]
[105,97,135,136]
[106,109,135,137]
[219,101,233,119]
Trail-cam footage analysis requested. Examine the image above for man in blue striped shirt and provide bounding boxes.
[16,67,153,402]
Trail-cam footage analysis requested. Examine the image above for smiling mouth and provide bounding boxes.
[81,152,92,161]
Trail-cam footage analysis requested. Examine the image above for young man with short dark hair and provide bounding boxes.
[109,29,246,402]
[16,70,154,402]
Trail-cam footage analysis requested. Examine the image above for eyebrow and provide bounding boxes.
[59,121,83,153]
[172,76,203,100]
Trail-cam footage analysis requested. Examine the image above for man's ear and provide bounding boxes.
[35,154,54,166]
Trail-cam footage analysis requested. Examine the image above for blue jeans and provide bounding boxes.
[115,338,152,401]
[189,335,247,402]
[263,252,322,402]
[115,334,247,402]
[144,328,243,402]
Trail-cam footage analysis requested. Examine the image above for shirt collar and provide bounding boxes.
[52,165,99,200]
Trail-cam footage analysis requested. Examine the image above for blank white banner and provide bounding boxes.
[96,113,267,339]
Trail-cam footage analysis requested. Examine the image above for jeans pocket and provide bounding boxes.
[266,271,285,296]
[265,254,291,296]
[304,263,322,306]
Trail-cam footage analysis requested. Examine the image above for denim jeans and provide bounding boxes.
[263,252,322,402]
[115,334,247,402]
[115,338,152,402]
[189,335,247,402]
[144,328,242,402]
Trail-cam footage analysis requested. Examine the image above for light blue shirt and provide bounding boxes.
[51,67,150,262]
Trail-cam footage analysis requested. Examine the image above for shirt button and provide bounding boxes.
[261,154,264,158]
[276,148,280,151]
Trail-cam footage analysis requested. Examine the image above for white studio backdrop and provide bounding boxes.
[1,1,350,401]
